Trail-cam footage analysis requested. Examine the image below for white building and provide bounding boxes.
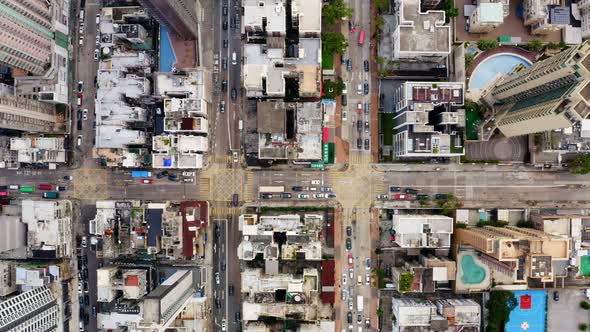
[152,135,207,169]
[391,215,453,248]
[9,137,66,167]
[392,297,481,331]
[469,3,504,33]
[523,0,569,35]
[0,286,58,332]
[243,0,287,38]
[22,200,73,259]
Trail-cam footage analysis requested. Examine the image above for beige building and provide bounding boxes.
[523,0,568,35]
[0,95,63,133]
[456,226,571,285]
[469,3,504,33]
[482,41,590,137]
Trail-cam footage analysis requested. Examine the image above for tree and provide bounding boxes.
[527,39,544,52]
[486,290,517,332]
[377,308,384,317]
[580,301,590,310]
[322,0,353,25]
[376,56,385,65]
[442,0,459,20]
[322,32,349,56]
[436,193,462,216]
[571,154,590,174]
[374,0,390,13]
[580,323,588,331]
[477,39,499,51]
[465,53,475,70]
[374,15,385,32]
[375,247,383,255]
[398,272,414,292]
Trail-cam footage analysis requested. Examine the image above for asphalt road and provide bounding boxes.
[212,219,228,331]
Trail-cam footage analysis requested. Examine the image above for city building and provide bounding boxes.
[137,0,199,39]
[523,0,570,35]
[391,215,454,248]
[22,200,73,259]
[392,255,456,292]
[481,41,590,138]
[578,0,590,39]
[0,95,64,133]
[456,226,571,287]
[7,137,66,168]
[391,0,451,61]
[142,270,195,327]
[391,297,481,332]
[0,203,25,259]
[0,286,59,332]
[97,266,149,303]
[244,0,287,39]
[468,3,504,33]
[392,81,465,158]
[0,261,16,298]
[255,100,323,160]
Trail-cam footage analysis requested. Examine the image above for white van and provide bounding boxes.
[357,275,362,285]
[232,52,237,65]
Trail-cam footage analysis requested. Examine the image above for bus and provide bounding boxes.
[259,186,285,193]
[131,170,151,178]
[20,186,34,193]
[358,29,365,46]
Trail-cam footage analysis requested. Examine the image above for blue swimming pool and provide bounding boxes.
[469,54,532,90]
[159,26,176,72]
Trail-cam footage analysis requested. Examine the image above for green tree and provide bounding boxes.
[374,0,390,13]
[527,39,544,52]
[377,308,384,317]
[375,247,383,255]
[436,193,462,216]
[374,15,385,32]
[580,323,588,331]
[465,53,475,70]
[322,0,353,25]
[477,39,499,51]
[376,56,385,65]
[486,290,517,332]
[580,301,590,310]
[442,0,459,20]
[558,41,567,49]
[322,32,349,56]
[571,154,590,174]
[398,272,414,292]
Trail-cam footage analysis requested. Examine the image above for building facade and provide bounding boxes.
[137,0,198,39]
[0,95,63,133]
[0,286,58,332]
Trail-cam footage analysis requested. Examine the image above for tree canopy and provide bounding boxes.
[570,154,590,174]
[322,0,353,25]
[322,32,349,55]
[486,290,517,332]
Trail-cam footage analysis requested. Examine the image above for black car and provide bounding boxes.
[281,193,292,198]
[292,186,303,191]
[156,171,168,179]
[222,58,227,69]
[84,295,89,305]
[347,59,352,71]
[347,312,353,324]
[358,314,362,324]
[77,119,82,131]
[363,83,369,95]
[231,88,237,101]
[168,173,179,182]
[219,101,226,113]
[417,194,430,200]
[346,238,352,250]
[404,188,418,194]
[346,226,352,236]
[261,193,273,199]
[553,291,559,301]
[77,109,82,120]
[342,94,347,106]
[435,193,448,200]
[235,311,241,322]
[215,299,221,308]
[221,80,227,91]
[221,260,226,271]
[223,39,228,48]
[222,20,228,30]
[389,186,401,192]
[83,269,88,279]
[232,193,239,207]
[364,102,369,114]
[364,139,370,150]
[356,120,362,133]
[92,305,96,317]
[215,224,221,238]
[229,285,234,296]
[364,60,369,72]
[357,138,362,149]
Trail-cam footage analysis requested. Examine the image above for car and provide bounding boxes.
[366,273,371,285]
[84,295,89,305]
[215,224,221,238]
[342,94,347,106]
[364,102,370,114]
[156,171,168,179]
[95,34,100,45]
[389,228,397,236]
[435,193,449,199]
[404,188,418,194]
[349,268,354,279]
[358,314,362,325]
[221,261,226,271]
[229,285,234,296]
[553,291,559,301]
[364,121,369,132]
[219,101,226,112]
[364,139,370,150]
[341,289,347,301]
[298,193,309,199]
[364,60,369,72]
[389,186,401,192]
[347,59,352,71]
[235,311,241,322]
[77,81,84,93]
[342,110,347,121]
[357,101,362,113]
[57,186,67,191]
[215,298,221,309]
[233,151,239,163]
[365,258,371,270]
[356,120,362,133]
[292,186,303,191]
[309,187,318,191]
[365,319,370,328]
[168,174,180,182]
[346,226,352,236]
[261,193,273,199]
[342,273,347,285]
[182,171,195,177]
[223,39,228,48]
[280,193,292,198]
[357,138,362,149]
[327,193,337,198]
[182,177,194,183]
[221,80,227,91]
[83,269,88,279]
[393,193,408,200]
[417,194,430,200]
[83,109,88,120]
[215,272,220,285]
[222,57,227,70]
[346,238,352,250]
[348,254,353,267]
[347,312,353,324]
[313,193,325,199]
[376,194,388,200]
[221,319,226,331]
[390,234,396,241]
[348,20,355,32]
[222,20,228,30]
[8,185,19,190]
[223,5,228,15]
[348,299,354,310]
[38,184,52,190]
[231,88,237,101]
[357,84,363,94]
[78,282,83,294]
[77,135,82,146]
[94,49,99,60]
[311,180,321,185]
[363,83,369,95]
[91,306,96,317]
[79,35,84,45]
[64,175,73,181]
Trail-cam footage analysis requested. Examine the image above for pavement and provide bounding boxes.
[547,289,590,332]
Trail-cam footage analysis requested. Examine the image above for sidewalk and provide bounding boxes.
[372,162,554,173]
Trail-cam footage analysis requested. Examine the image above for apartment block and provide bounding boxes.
[523,0,569,35]
[9,136,66,167]
[468,3,504,33]
[391,215,454,248]
[483,41,590,137]
[142,270,195,327]
[392,82,465,158]
[579,0,590,39]
[97,266,149,303]
[392,255,456,292]
[137,0,199,39]
[22,200,73,259]
[0,95,63,133]
[392,297,481,332]
[0,286,59,332]
[392,0,451,61]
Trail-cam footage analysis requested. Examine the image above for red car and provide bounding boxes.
[140,179,153,184]
[0,191,9,197]
[349,20,356,33]
[390,235,396,241]
[393,194,408,200]
[38,184,52,190]
[347,254,353,267]
[357,102,362,114]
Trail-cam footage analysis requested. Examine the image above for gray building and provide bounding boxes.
[0,286,58,332]
[137,0,198,39]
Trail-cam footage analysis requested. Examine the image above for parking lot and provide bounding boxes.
[547,288,590,332]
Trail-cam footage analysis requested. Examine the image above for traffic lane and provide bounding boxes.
[80,203,98,331]
[227,215,242,331]
[114,182,200,201]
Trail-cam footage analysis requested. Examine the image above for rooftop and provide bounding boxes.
[392,215,453,248]
[292,0,322,34]
[395,0,450,57]
[243,0,287,34]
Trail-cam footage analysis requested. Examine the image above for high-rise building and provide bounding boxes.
[0,95,63,133]
[142,270,194,326]
[482,41,590,137]
[0,286,58,331]
[137,0,198,40]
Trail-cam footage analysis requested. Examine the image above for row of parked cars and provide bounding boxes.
[376,187,451,201]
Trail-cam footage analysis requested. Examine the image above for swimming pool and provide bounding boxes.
[469,54,532,90]
[159,26,176,72]
[460,253,487,284]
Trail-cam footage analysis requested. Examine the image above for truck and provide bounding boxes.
[259,186,285,193]
[357,295,363,312]
[42,192,59,199]
[131,170,151,178]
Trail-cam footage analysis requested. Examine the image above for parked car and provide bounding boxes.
[346,59,352,71]
[357,138,362,149]
[348,20,355,32]
[346,238,352,250]
[347,312,353,324]
[156,171,168,179]
[364,121,369,132]
[219,101,225,112]
[141,179,153,184]
[364,139,370,150]
[356,120,362,133]
[389,186,401,192]
[553,291,559,301]
[365,258,371,270]
[298,193,309,199]
[341,289,347,301]
[357,101,362,113]
[215,272,220,284]
[341,94,347,106]
[38,184,52,190]
[342,273,347,285]
[348,254,353,267]
[364,60,369,72]
[326,193,337,198]
[393,193,408,200]
[376,194,388,200]
[363,83,369,95]
[404,188,418,194]
[281,193,292,198]
[320,187,332,192]
[346,226,352,237]
[168,174,179,182]
[435,193,449,199]
[231,88,237,101]
[313,193,325,199]
[57,186,67,191]
[260,193,273,199]
[417,194,430,200]
[292,186,303,191]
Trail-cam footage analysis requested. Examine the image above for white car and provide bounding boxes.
[221,319,227,331]
[311,180,321,185]
[82,109,88,120]
[78,282,83,294]
[182,171,195,177]
[342,273,347,285]
[342,110,347,121]
[94,49,99,60]
[81,236,87,248]
[298,193,309,199]
[233,151,239,163]
[357,84,363,95]
[313,193,324,199]
[215,272,220,285]
[79,35,84,45]
[348,299,354,310]
[349,268,354,279]
[182,177,194,183]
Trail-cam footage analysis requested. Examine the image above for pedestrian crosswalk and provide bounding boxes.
[210,206,241,217]
[244,173,255,201]
[350,152,371,165]
[198,177,210,200]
